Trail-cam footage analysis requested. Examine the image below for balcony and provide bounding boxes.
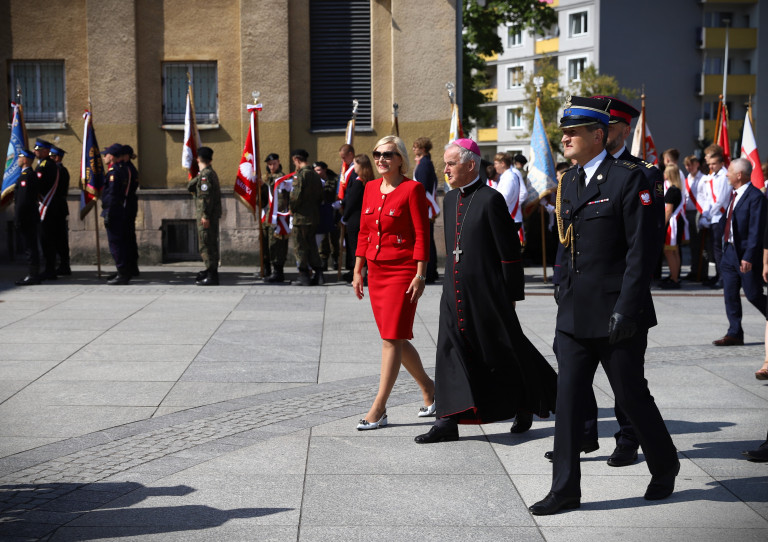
[699,27,757,49]
[477,128,498,142]
[479,52,499,62]
[535,38,559,55]
[699,74,755,96]
[481,88,498,102]
[699,119,744,142]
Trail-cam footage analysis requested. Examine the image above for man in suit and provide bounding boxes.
[713,158,767,346]
[530,96,679,516]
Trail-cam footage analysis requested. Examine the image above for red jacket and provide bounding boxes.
[356,178,430,262]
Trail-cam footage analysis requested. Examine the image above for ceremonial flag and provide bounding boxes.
[449,103,463,141]
[717,103,731,167]
[1,102,28,208]
[270,172,294,235]
[182,82,201,179]
[741,110,764,189]
[525,101,557,207]
[631,107,658,165]
[79,110,105,220]
[338,100,359,200]
[235,103,262,215]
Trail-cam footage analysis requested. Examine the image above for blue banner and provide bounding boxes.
[1,103,27,208]
[79,111,105,219]
[527,102,557,201]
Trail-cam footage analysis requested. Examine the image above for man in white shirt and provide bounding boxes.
[699,145,731,288]
[683,155,708,281]
[493,152,527,231]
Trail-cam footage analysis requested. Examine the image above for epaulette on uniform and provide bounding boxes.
[638,160,656,169]
[616,160,637,170]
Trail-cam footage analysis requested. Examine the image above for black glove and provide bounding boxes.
[553,284,560,305]
[608,312,637,345]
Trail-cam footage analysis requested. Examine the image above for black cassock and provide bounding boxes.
[435,180,557,424]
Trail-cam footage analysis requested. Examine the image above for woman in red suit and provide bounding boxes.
[353,135,435,430]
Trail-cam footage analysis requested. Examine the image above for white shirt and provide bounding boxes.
[684,170,705,212]
[494,168,526,222]
[705,167,730,223]
[725,182,748,244]
[582,149,608,187]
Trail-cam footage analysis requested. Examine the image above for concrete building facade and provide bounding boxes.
[477,0,767,165]
[1,0,458,266]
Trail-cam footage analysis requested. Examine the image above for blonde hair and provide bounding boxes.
[374,135,410,175]
[664,165,682,190]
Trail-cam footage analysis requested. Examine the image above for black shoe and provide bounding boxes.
[106,272,118,281]
[15,275,41,286]
[659,279,681,290]
[40,270,58,281]
[265,271,285,283]
[529,492,581,516]
[197,274,219,286]
[509,411,533,434]
[607,445,639,467]
[709,279,723,289]
[743,445,768,462]
[130,266,140,277]
[310,271,325,286]
[414,424,459,444]
[544,440,599,461]
[107,274,130,285]
[196,269,208,281]
[56,266,72,276]
[293,273,312,286]
[644,459,680,500]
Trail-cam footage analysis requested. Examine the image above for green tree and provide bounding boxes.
[462,0,557,131]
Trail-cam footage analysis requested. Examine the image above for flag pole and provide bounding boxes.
[252,91,265,278]
[338,99,358,282]
[533,75,548,283]
[89,99,102,278]
[714,95,723,145]
[393,103,400,137]
[640,89,647,161]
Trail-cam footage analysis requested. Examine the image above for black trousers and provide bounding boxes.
[426,220,438,280]
[105,212,129,272]
[40,217,58,273]
[708,222,724,277]
[552,329,677,497]
[55,216,71,268]
[18,220,40,277]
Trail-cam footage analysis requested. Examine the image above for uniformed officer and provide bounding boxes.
[188,146,222,286]
[544,96,666,468]
[120,145,140,277]
[101,143,131,285]
[34,139,60,280]
[262,153,288,283]
[314,160,340,272]
[530,96,679,516]
[289,149,324,286]
[49,145,71,276]
[14,148,41,286]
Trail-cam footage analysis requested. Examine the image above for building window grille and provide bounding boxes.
[162,62,218,125]
[309,0,372,130]
[8,61,66,123]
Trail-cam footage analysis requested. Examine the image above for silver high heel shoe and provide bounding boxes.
[356,412,388,431]
[418,402,436,417]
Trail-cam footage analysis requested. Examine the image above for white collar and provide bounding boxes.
[459,176,481,194]
[611,145,627,160]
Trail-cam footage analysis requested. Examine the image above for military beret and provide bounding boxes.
[20,148,35,159]
[513,154,527,166]
[592,95,640,124]
[101,143,123,156]
[34,138,52,150]
[560,96,611,128]
[50,145,66,156]
[265,153,280,162]
[291,148,309,161]
[197,146,214,161]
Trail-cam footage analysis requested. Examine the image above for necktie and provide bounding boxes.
[723,189,737,243]
[577,168,586,198]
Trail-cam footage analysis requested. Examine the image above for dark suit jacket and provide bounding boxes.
[556,156,658,337]
[342,177,364,231]
[414,155,438,195]
[720,182,766,265]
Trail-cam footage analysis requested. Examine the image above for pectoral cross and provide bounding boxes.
[453,246,463,263]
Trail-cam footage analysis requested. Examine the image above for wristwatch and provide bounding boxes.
[415,274,427,281]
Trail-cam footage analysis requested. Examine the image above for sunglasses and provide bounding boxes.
[373,151,399,161]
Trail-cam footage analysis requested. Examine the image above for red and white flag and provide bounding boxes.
[449,103,463,142]
[741,112,764,189]
[717,104,731,167]
[270,172,294,235]
[234,103,262,215]
[182,84,201,179]
[631,109,658,165]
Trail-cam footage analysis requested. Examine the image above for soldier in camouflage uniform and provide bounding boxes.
[314,161,340,271]
[263,153,290,283]
[188,146,222,286]
[289,149,324,286]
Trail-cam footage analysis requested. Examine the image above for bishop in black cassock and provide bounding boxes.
[415,139,557,444]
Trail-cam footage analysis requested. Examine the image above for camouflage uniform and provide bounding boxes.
[188,165,222,271]
[289,164,323,283]
[264,170,290,271]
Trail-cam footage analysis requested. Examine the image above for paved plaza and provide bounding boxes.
[0,263,766,541]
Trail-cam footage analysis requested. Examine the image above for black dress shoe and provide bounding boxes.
[15,275,41,286]
[607,445,638,467]
[644,459,680,500]
[529,492,580,515]
[414,424,459,444]
[196,273,219,286]
[712,335,744,346]
[56,266,72,276]
[195,269,207,281]
[509,411,533,433]
[107,274,131,285]
[744,446,768,462]
[544,441,599,461]
[40,270,58,281]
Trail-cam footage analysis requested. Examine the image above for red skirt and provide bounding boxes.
[367,257,418,340]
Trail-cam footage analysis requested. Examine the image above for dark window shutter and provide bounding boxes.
[310,0,371,131]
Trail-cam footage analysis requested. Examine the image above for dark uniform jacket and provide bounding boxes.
[100,163,128,223]
[289,165,323,225]
[187,166,222,220]
[14,166,40,225]
[556,154,658,337]
[54,163,70,217]
[36,157,60,220]
[125,161,139,219]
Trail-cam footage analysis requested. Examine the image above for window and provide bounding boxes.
[162,62,218,125]
[507,108,523,130]
[507,26,522,47]
[569,11,588,37]
[9,61,65,123]
[568,58,587,81]
[507,66,524,89]
[310,0,372,130]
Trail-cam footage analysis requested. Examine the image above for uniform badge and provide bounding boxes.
[597,174,603,180]
[654,181,664,198]
[564,95,572,109]
[200,183,208,192]
[20,180,26,187]
[37,172,42,178]
[639,190,652,206]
